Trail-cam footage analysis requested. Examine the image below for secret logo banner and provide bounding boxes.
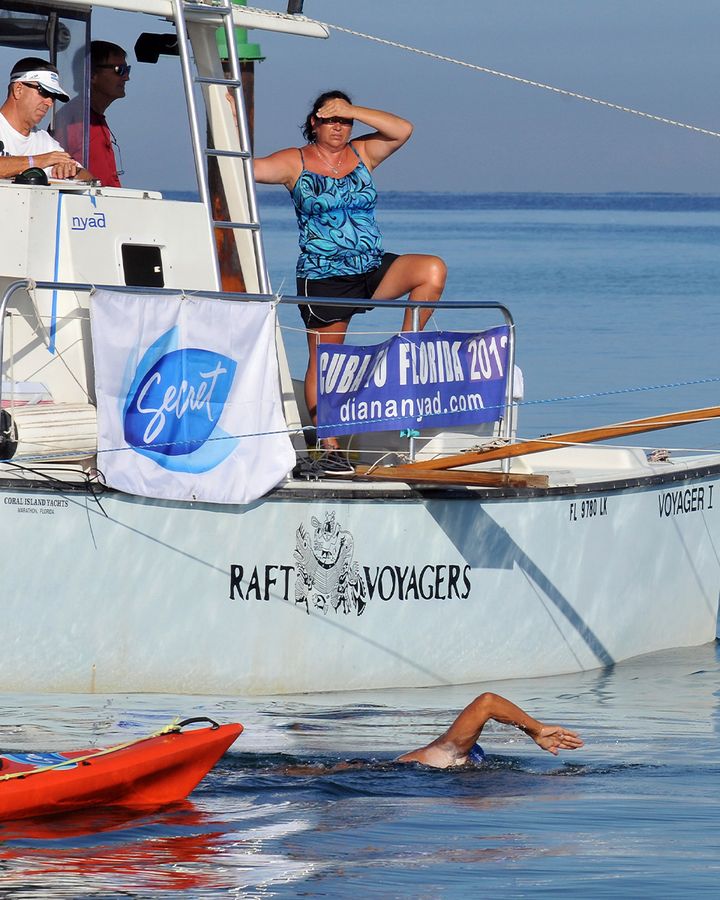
[316,326,510,437]
[91,290,295,504]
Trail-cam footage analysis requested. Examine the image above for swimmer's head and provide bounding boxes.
[467,743,485,766]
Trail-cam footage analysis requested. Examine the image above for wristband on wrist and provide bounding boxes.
[28,155,34,168]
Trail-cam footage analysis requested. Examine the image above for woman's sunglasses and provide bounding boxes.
[315,116,354,127]
[95,63,132,76]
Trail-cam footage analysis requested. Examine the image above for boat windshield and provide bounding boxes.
[0,3,91,166]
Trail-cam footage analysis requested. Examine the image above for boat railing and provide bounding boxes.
[0,279,516,459]
[277,295,517,462]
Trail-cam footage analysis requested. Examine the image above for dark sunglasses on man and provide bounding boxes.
[22,81,56,100]
[95,63,131,76]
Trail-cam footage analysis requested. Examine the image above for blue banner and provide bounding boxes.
[316,326,510,436]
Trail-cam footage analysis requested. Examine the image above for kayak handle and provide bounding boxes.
[174,717,221,731]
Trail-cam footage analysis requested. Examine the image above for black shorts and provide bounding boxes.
[296,252,399,329]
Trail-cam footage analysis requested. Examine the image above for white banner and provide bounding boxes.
[90,290,295,504]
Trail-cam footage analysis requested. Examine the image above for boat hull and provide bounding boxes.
[1,464,719,694]
[0,723,242,820]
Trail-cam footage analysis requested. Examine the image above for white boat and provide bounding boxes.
[1,0,719,696]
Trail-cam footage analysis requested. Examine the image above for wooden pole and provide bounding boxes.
[381,404,720,473]
[356,467,549,488]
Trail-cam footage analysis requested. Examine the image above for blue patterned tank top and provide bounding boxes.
[292,144,384,279]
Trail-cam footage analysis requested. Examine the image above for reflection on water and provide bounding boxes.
[0,801,317,895]
[0,808,230,895]
[0,642,719,896]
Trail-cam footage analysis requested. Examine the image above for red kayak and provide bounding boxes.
[0,717,241,821]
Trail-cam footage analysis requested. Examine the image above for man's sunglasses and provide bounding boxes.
[315,116,354,127]
[22,82,55,100]
[95,63,131,76]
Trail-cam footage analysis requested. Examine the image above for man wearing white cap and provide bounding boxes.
[0,57,92,181]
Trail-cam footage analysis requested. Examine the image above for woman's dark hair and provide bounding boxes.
[301,89,352,142]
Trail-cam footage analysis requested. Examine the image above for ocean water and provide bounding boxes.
[1,643,719,896]
[265,191,720,448]
[3,193,720,896]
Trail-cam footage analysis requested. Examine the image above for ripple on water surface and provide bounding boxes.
[0,643,719,895]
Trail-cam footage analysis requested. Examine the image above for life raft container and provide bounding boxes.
[0,716,242,821]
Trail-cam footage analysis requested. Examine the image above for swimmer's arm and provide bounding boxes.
[451,693,583,757]
[443,692,537,753]
[397,692,517,766]
[400,692,583,764]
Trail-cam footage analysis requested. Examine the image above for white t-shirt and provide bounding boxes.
[0,112,66,173]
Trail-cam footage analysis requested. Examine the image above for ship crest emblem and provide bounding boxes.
[294,512,366,616]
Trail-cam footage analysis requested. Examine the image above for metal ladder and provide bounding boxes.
[172,0,270,293]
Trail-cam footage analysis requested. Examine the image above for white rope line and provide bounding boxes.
[0,719,182,782]
[261,8,720,140]
[507,437,720,455]
[9,435,720,466]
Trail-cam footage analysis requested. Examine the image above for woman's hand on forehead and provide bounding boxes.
[317,97,354,120]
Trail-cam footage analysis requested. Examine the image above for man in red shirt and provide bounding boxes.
[87,41,129,187]
[56,41,129,187]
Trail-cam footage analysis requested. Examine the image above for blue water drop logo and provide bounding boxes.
[123,333,238,472]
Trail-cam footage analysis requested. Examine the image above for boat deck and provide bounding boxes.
[3,444,719,500]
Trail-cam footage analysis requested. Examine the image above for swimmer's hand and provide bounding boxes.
[532,724,584,755]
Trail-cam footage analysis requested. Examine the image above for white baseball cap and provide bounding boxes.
[10,68,70,102]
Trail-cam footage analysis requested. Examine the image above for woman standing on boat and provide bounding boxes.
[254,91,447,473]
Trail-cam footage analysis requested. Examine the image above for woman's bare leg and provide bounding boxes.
[303,253,445,448]
[372,254,447,330]
[304,320,349,450]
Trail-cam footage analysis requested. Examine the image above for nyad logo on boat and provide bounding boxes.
[122,326,238,472]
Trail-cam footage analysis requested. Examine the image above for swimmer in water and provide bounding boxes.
[395,691,583,768]
[280,692,583,774]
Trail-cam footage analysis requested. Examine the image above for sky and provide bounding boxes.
[6,1,720,193]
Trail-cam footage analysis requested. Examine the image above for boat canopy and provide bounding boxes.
[0,0,328,38]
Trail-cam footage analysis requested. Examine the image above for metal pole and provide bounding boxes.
[408,304,421,462]
[500,309,515,475]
